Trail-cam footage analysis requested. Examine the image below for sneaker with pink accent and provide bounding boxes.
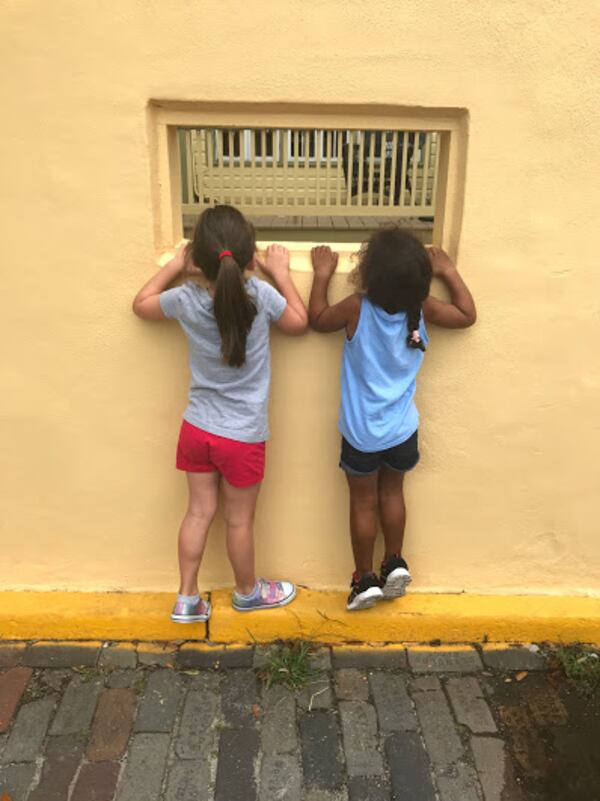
[232,578,296,612]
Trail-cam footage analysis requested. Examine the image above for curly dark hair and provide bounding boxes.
[352,226,432,350]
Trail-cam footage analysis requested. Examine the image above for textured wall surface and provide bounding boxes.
[1,1,599,594]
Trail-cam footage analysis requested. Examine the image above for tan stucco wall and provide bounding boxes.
[2,1,599,595]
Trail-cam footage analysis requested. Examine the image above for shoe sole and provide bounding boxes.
[382,568,412,599]
[232,586,297,612]
[171,602,211,623]
[346,585,384,611]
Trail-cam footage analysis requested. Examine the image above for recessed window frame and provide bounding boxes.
[147,101,468,257]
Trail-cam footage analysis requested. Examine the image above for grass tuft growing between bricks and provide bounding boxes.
[555,644,600,695]
[256,640,323,690]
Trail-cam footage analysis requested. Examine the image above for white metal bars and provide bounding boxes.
[179,127,438,218]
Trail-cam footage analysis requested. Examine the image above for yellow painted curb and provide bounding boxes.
[0,592,206,642]
[209,588,600,644]
[0,589,599,644]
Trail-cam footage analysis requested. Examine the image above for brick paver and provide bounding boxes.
[0,639,567,800]
[50,674,102,735]
[71,761,121,801]
[165,759,210,801]
[28,734,84,801]
[334,669,369,701]
[134,668,182,732]
[260,753,303,801]
[115,732,171,801]
[300,710,344,791]
[369,671,417,732]
[446,676,497,733]
[0,644,26,669]
[1,696,55,763]
[0,667,32,733]
[0,763,37,801]
[175,674,220,759]
[87,687,137,761]
[262,683,297,753]
[214,728,260,801]
[339,701,384,777]
[407,646,483,673]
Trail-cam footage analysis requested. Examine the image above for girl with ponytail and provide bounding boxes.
[133,205,307,621]
[308,227,476,611]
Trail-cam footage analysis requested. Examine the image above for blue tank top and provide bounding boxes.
[339,296,428,452]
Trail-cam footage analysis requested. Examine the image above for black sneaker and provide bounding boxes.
[346,571,384,611]
[380,554,412,599]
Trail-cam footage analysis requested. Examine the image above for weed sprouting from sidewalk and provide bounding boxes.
[257,640,322,690]
[556,645,600,695]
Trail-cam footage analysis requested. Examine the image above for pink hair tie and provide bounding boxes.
[218,250,233,261]
[410,330,421,344]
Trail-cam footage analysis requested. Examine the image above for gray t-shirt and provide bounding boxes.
[160,276,287,443]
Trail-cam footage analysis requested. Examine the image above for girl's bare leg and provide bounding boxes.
[178,472,220,596]
[378,467,407,558]
[222,479,261,595]
[346,472,380,574]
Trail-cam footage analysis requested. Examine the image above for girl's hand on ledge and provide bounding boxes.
[311,245,339,280]
[168,242,191,275]
[257,244,290,283]
[427,246,456,279]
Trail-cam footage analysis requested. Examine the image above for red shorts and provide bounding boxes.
[176,420,265,488]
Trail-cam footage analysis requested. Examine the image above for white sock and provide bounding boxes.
[235,581,259,600]
[178,593,200,605]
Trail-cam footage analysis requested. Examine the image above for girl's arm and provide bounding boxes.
[309,246,361,335]
[257,244,308,335]
[132,244,190,320]
[422,247,477,328]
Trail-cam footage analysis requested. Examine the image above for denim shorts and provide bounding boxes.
[340,429,419,476]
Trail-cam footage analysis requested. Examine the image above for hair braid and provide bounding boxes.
[406,303,426,351]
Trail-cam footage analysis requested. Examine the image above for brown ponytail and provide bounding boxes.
[213,253,257,367]
[188,205,258,367]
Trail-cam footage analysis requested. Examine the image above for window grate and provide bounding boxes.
[178,126,439,222]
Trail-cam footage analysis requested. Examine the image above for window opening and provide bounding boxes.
[178,126,439,243]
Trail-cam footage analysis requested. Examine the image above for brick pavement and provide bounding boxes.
[0,641,555,800]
